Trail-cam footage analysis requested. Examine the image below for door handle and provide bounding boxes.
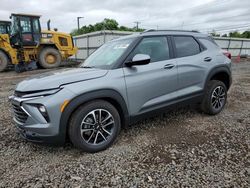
[164,64,175,69]
[204,57,212,62]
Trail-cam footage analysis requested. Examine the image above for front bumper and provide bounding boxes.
[15,124,64,145]
[9,88,75,145]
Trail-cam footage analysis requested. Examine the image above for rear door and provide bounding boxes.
[123,36,178,116]
[172,35,209,98]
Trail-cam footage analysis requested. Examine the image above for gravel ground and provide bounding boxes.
[0,61,249,187]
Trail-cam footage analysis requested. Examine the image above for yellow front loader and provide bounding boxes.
[0,13,77,72]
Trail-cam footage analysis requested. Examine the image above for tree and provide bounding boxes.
[217,31,250,39]
[71,18,144,36]
[229,31,242,38]
[241,31,250,38]
[210,31,220,37]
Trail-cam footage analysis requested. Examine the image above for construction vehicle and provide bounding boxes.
[0,13,77,72]
[0,20,11,34]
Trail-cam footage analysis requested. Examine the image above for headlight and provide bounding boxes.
[20,88,62,98]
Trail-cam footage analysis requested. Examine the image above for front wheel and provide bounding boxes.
[69,100,121,152]
[0,51,9,72]
[200,80,227,115]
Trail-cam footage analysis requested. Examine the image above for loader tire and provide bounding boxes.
[39,47,61,69]
[0,51,9,72]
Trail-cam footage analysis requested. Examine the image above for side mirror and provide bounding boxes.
[125,54,150,66]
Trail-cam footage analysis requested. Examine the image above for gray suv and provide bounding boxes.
[9,30,232,152]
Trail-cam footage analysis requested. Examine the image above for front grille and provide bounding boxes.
[14,91,26,98]
[12,103,28,124]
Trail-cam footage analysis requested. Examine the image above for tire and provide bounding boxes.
[200,80,227,115]
[38,47,61,69]
[0,51,9,72]
[69,100,121,153]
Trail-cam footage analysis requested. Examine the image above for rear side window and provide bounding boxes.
[174,36,201,58]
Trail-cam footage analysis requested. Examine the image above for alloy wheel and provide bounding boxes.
[80,109,115,145]
[211,86,226,110]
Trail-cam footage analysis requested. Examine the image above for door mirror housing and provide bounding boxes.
[125,54,150,66]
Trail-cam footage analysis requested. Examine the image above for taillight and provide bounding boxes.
[223,51,231,59]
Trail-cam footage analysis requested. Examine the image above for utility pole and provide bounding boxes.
[134,21,141,30]
[77,16,84,30]
[181,22,184,29]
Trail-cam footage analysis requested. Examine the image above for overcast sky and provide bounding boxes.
[0,0,249,34]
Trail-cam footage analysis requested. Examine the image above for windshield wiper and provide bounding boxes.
[81,65,95,69]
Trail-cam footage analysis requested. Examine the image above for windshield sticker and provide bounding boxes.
[114,44,129,49]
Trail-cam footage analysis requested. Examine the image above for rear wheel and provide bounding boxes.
[200,80,227,115]
[0,51,9,72]
[39,47,61,69]
[69,100,121,152]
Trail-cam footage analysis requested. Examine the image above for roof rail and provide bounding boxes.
[141,29,156,33]
[142,29,200,33]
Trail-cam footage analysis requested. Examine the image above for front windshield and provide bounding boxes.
[81,38,134,69]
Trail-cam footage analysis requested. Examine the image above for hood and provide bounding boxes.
[16,68,108,92]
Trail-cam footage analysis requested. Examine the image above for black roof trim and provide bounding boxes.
[142,29,200,34]
[0,20,11,24]
[11,13,41,18]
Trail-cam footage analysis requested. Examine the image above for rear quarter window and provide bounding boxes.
[198,38,220,50]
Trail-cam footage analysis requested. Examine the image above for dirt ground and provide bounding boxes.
[0,61,249,187]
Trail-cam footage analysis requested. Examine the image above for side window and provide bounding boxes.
[32,19,40,33]
[174,36,201,58]
[131,37,170,62]
[0,25,6,34]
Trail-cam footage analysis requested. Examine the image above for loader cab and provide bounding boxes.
[10,14,41,47]
[0,21,11,34]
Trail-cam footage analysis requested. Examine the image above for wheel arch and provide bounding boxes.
[59,89,129,143]
[38,44,59,54]
[206,66,232,90]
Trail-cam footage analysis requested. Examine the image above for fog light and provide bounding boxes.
[38,105,46,113]
[37,105,50,122]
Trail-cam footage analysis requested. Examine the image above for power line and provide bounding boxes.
[175,0,230,13]
[120,0,241,33]
[169,13,250,29]
[198,23,250,32]
[210,26,250,33]
[122,1,232,29]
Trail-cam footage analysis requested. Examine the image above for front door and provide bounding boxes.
[19,16,41,46]
[123,36,178,116]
